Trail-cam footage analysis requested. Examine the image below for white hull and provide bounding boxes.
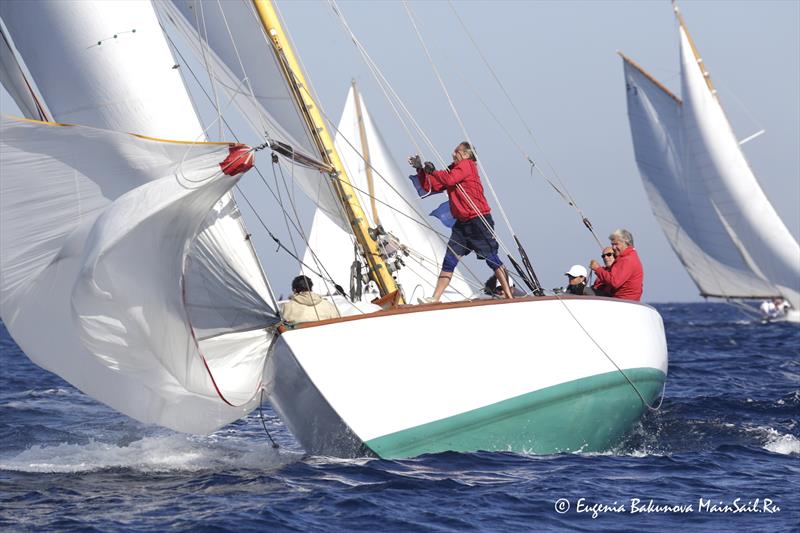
[265,296,668,457]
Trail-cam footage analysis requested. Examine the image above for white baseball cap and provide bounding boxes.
[565,265,588,278]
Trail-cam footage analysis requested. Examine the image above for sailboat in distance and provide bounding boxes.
[1,0,667,458]
[620,3,800,322]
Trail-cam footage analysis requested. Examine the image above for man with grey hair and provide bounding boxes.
[589,228,643,301]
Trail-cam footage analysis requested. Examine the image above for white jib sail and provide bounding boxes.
[622,58,779,299]
[678,27,800,306]
[302,86,474,302]
[0,117,278,433]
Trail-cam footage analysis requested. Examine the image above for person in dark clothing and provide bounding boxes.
[483,274,526,298]
[409,142,512,302]
[564,265,595,296]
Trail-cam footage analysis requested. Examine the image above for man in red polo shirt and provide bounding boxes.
[590,229,643,301]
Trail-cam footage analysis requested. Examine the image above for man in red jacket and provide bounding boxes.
[409,142,512,302]
[589,229,643,301]
[592,246,616,296]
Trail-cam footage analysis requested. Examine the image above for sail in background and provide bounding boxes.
[0,0,276,433]
[621,18,800,307]
[302,86,474,302]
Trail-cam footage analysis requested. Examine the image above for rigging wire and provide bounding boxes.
[258,389,280,448]
[395,2,658,404]
[160,1,662,414]
[166,0,512,298]
[153,5,284,313]
[401,1,544,292]
[195,0,223,140]
[327,0,444,165]
[215,0,273,138]
[325,0,534,294]
[156,7,359,307]
[445,0,603,248]
[401,1,516,239]
[552,295,665,411]
[316,104,486,294]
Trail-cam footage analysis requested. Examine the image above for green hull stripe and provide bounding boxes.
[365,368,665,458]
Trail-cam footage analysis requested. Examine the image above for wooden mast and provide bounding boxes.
[673,1,717,98]
[251,0,401,302]
[351,79,381,227]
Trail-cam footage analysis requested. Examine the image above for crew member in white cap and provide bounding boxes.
[564,265,595,296]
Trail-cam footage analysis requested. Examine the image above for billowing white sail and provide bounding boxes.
[621,21,800,308]
[0,117,277,432]
[677,27,800,306]
[302,86,474,302]
[0,0,276,432]
[622,58,778,298]
[158,0,350,232]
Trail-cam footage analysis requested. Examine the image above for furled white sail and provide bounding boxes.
[158,0,350,232]
[0,0,276,432]
[621,24,800,307]
[302,87,474,302]
[622,58,778,299]
[0,117,277,432]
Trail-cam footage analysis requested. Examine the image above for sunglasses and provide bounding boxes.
[602,253,615,258]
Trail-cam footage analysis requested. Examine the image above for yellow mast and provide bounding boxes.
[252,0,401,302]
[351,79,381,227]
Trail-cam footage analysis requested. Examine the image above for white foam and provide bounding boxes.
[0,433,301,473]
[762,432,800,456]
[744,426,800,456]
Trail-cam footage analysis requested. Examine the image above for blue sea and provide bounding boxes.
[1,303,798,531]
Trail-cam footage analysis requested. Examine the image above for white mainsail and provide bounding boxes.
[158,0,351,232]
[621,19,800,308]
[0,0,276,432]
[303,86,473,301]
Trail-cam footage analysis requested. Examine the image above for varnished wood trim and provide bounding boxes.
[279,295,655,333]
[618,52,682,105]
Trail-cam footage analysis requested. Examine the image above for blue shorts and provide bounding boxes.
[442,214,502,272]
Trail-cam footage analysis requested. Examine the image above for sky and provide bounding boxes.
[1,0,798,303]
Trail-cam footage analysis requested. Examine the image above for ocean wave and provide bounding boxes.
[0,433,301,473]
[745,426,800,456]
